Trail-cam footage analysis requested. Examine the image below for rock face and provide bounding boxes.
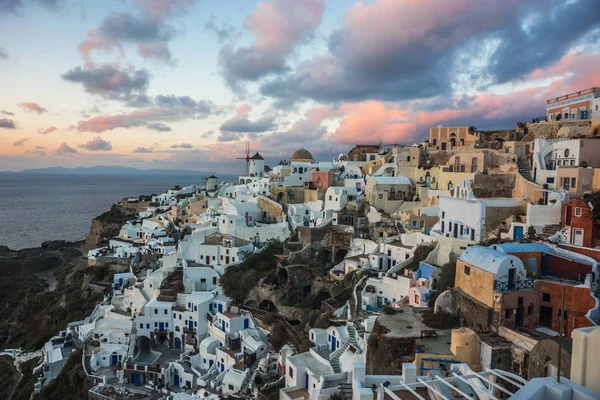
[83,203,136,252]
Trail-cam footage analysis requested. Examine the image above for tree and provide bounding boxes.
[590,191,600,223]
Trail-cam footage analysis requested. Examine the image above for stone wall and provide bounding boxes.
[472,174,515,198]
[526,120,591,140]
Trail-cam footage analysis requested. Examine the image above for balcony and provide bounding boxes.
[183,327,196,335]
[494,279,534,292]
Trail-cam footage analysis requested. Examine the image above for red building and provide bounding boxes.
[546,87,600,121]
[562,198,600,248]
[311,170,334,189]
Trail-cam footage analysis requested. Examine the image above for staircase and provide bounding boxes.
[518,157,532,180]
[338,383,353,400]
[330,323,360,374]
[84,354,93,372]
[537,224,560,240]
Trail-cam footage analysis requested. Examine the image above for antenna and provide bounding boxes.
[236,141,251,175]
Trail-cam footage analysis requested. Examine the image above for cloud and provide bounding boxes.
[79,136,113,151]
[13,137,29,146]
[37,0,63,10]
[137,41,175,65]
[0,46,8,59]
[77,95,212,133]
[147,122,172,132]
[38,126,58,135]
[35,145,46,149]
[218,0,325,91]
[31,150,47,157]
[19,102,47,113]
[62,64,151,102]
[218,104,276,141]
[170,143,193,149]
[133,147,153,153]
[0,0,21,13]
[1,110,14,116]
[54,142,78,156]
[260,0,600,105]
[76,1,198,66]
[205,16,232,43]
[0,118,17,129]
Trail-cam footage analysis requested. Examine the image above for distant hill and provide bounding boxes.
[8,165,236,178]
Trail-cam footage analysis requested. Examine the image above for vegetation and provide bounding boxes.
[269,322,290,351]
[382,304,397,314]
[221,241,282,303]
[590,191,600,222]
[428,259,457,307]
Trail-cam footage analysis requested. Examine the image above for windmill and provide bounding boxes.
[237,141,251,175]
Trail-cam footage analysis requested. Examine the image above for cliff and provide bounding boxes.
[83,203,136,252]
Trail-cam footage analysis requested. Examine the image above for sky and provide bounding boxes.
[1,0,599,174]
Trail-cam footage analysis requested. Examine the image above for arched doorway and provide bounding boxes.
[259,300,278,313]
[174,337,182,351]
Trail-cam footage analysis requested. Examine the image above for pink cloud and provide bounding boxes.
[77,29,122,66]
[38,126,58,135]
[18,102,47,114]
[13,137,30,146]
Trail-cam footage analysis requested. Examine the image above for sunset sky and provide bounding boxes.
[1,0,599,174]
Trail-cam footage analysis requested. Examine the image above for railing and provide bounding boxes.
[537,270,586,284]
[494,279,534,292]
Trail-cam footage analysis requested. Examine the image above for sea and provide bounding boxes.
[0,173,222,250]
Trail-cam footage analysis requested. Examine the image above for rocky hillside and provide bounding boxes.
[83,203,137,252]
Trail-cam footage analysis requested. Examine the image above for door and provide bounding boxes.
[132,373,141,386]
[331,336,337,352]
[541,254,550,274]
[573,228,584,246]
[378,258,383,270]
[244,319,249,329]
[159,322,164,332]
[514,226,523,241]
[515,307,524,328]
[200,278,206,291]
[226,256,230,264]
[508,268,515,290]
[174,372,179,386]
[305,372,309,388]
[111,353,118,365]
[174,337,182,351]
[218,304,223,313]
[222,320,226,331]
[453,223,458,238]
[565,206,572,225]
[441,142,447,150]
[540,306,553,327]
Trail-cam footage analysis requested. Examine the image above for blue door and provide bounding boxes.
[186,380,191,387]
[331,336,337,351]
[305,372,309,388]
[244,319,249,329]
[189,320,194,330]
[218,304,223,313]
[132,373,141,386]
[514,226,523,241]
[209,360,214,368]
[174,337,182,350]
[159,322,164,331]
[222,320,226,331]
[111,354,118,365]
[221,363,225,372]
[174,372,179,386]
[119,278,123,287]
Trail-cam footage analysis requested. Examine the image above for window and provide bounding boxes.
[164,309,167,315]
[542,292,551,302]
[518,296,524,306]
[432,138,437,145]
[213,277,217,285]
[289,366,293,378]
[442,211,445,218]
[575,207,582,217]
[528,305,534,315]
[140,323,143,329]
[464,266,470,275]
[154,309,158,314]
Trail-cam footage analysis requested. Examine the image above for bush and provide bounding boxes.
[269,322,290,351]
[434,260,456,291]
[382,304,396,315]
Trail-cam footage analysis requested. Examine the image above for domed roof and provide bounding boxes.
[291,148,314,162]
